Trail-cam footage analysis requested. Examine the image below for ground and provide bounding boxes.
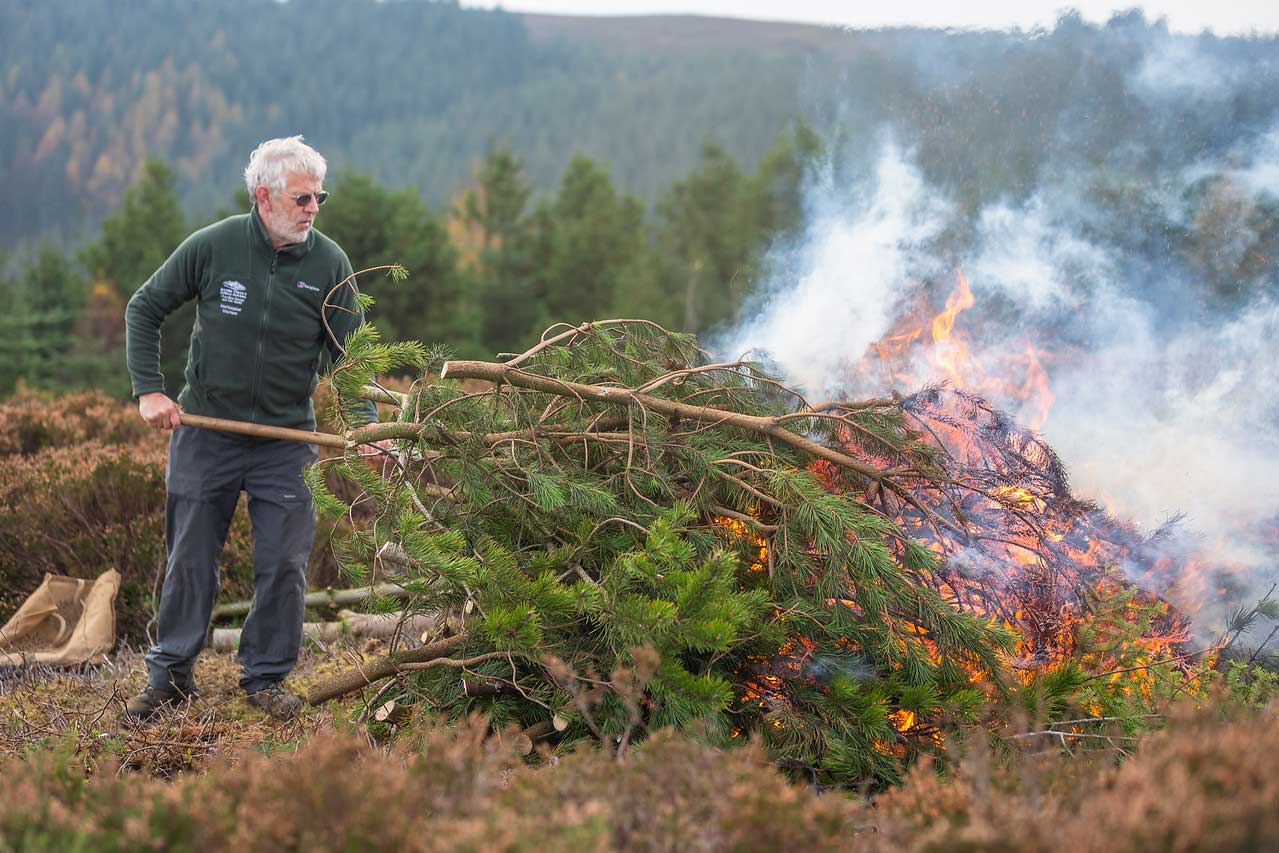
[0,636,388,779]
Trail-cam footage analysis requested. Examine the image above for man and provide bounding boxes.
[123,136,375,721]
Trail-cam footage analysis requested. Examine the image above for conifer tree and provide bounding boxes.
[307,310,1012,789]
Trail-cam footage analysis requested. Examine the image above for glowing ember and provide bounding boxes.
[714,513,769,573]
[889,709,916,732]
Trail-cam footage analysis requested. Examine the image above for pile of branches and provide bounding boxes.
[825,387,1195,664]
[307,319,1014,788]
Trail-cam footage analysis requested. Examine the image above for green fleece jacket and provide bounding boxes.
[125,208,375,430]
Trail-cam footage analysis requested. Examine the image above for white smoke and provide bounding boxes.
[1132,35,1241,102]
[1212,126,1279,201]
[721,143,950,398]
[721,128,1279,636]
[969,198,1103,313]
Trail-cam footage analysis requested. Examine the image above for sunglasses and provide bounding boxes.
[280,190,329,207]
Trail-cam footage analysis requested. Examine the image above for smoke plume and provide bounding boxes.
[723,23,1279,641]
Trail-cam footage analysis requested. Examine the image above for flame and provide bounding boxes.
[889,709,916,732]
[931,271,975,344]
[732,266,1220,754]
[858,269,1056,431]
[713,512,769,573]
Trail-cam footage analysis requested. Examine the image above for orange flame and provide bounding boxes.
[889,709,916,732]
[931,270,975,344]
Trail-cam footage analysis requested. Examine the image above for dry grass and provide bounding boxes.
[0,641,383,780]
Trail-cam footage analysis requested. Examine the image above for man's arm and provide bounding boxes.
[125,236,202,430]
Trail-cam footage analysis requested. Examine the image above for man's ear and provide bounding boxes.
[254,185,272,209]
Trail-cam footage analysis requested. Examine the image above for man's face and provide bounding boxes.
[257,171,323,246]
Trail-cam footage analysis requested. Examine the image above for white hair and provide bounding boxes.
[243,135,327,196]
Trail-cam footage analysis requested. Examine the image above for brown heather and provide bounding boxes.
[0,704,1276,851]
[0,389,358,643]
[867,701,1279,852]
[0,389,151,457]
[0,719,863,852]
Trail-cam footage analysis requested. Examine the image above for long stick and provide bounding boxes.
[178,385,400,449]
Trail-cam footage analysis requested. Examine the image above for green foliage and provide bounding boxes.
[5,4,1279,340]
[3,122,821,395]
[321,319,1011,788]
[463,143,541,352]
[656,143,754,333]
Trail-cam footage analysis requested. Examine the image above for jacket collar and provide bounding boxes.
[250,205,313,259]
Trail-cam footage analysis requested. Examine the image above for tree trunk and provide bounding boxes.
[212,584,409,619]
[209,610,436,652]
[439,359,885,480]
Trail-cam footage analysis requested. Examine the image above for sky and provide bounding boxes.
[461,0,1279,34]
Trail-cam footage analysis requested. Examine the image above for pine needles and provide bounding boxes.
[309,317,1013,788]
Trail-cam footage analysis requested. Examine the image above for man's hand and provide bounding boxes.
[357,438,398,469]
[139,392,182,431]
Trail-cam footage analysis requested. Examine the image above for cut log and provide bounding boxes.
[374,699,411,726]
[210,610,437,652]
[462,677,515,698]
[212,584,409,620]
[306,633,468,705]
[512,719,557,755]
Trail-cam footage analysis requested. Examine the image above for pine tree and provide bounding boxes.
[655,143,753,334]
[461,144,540,352]
[319,171,477,356]
[542,155,645,326]
[307,316,1012,789]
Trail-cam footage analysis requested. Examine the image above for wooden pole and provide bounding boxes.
[210,610,436,652]
[178,384,402,449]
[178,413,347,448]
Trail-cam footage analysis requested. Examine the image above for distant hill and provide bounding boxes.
[2,1,1277,244]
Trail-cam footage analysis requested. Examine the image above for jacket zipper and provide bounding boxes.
[250,252,278,422]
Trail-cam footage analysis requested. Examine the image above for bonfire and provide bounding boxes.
[286,271,1257,787]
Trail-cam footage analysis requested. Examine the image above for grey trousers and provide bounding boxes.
[144,426,318,694]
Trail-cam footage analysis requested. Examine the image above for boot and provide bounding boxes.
[246,683,303,721]
[124,683,197,722]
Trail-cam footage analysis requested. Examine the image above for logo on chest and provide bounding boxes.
[220,280,247,316]
[297,280,320,292]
